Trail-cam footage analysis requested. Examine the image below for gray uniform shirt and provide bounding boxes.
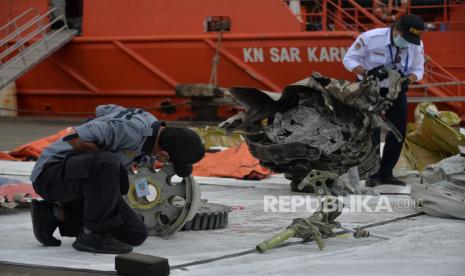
[30,104,161,182]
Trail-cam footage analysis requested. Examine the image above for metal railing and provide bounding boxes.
[284,0,464,109]
[0,11,42,50]
[6,18,69,67]
[0,7,74,87]
[408,2,465,31]
[0,8,39,38]
[291,0,465,32]
[421,57,462,108]
[0,7,69,66]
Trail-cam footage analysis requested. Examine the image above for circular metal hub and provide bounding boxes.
[125,164,201,238]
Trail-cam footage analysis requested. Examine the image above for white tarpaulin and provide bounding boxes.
[0,161,464,275]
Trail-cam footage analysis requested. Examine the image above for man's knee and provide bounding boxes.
[124,213,148,246]
[111,225,148,246]
[127,228,148,246]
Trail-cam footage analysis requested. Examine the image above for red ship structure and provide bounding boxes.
[1,0,464,121]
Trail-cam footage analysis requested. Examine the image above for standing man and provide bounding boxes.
[30,104,205,254]
[343,15,425,186]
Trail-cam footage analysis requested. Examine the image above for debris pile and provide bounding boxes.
[397,103,465,171]
[0,177,38,208]
[410,147,465,220]
[221,70,404,194]
[191,126,244,151]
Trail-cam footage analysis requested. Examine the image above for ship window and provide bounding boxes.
[204,16,231,32]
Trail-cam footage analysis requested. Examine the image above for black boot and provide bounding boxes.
[367,175,406,187]
[31,200,61,246]
[72,229,132,254]
[366,175,381,187]
[380,176,406,186]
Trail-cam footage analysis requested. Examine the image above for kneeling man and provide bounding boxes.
[30,104,205,254]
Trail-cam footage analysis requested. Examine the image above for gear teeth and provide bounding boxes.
[200,214,209,230]
[182,202,231,231]
[207,214,215,230]
[214,213,221,228]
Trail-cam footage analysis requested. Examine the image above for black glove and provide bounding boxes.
[366,65,389,81]
[400,76,411,91]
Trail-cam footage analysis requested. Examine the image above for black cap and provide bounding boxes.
[159,127,205,177]
[398,14,425,45]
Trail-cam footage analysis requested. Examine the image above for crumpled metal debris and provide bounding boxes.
[0,193,32,209]
[191,126,243,150]
[410,147,465,219]
[397,104,465,172]
[353,227,370,238]
[220,70,403,194]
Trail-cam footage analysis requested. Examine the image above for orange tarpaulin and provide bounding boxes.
[6,128,73,160]
[0,152,20,161]
[193,143,272,180]
[0,128,271,180]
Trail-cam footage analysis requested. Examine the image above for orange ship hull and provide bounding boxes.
[1,0,465,120]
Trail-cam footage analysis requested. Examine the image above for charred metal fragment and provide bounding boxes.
[221,70,403,194]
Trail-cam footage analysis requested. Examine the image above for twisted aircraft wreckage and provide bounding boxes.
[124,68,404,239]
[221,68,404,195]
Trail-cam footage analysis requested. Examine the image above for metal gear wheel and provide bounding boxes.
[125,163,201,238]
[182,201,232,231]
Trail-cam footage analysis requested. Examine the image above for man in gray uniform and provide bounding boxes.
[30,104,205,254]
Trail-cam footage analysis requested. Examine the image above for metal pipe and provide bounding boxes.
[71,31,358,43]
[410,81,465,89]
[427,58,460,81]
[345,0,385,27]
[408,96,465,103]
[203,38,282,91]
[322,0,327,31]
[18,89,176,96]
[256,228,296,253]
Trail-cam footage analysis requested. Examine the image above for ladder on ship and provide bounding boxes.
[0,8,77,91]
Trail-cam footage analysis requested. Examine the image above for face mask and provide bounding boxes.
[393,34,409,49]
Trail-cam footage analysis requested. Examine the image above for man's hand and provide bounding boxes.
[156,151,169,163]
[366,65,389,81]
[400,76,411,91]
[67,137,101,151]
[352,65,366,78]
